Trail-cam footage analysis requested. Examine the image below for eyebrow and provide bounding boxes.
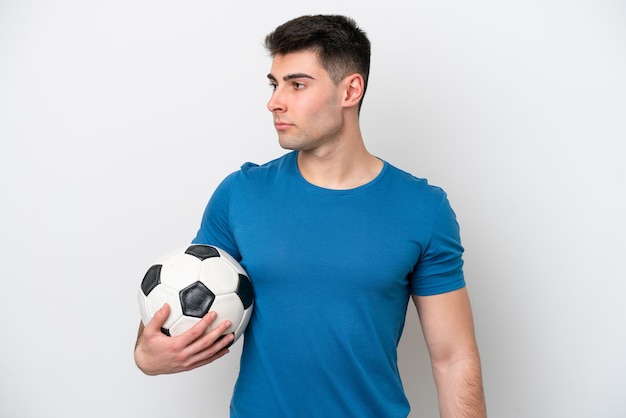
[267,73,316,82]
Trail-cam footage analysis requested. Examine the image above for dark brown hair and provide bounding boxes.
[265,15,371,110]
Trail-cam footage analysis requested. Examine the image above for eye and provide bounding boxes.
[293,82,305,90]
[268,82,278,90]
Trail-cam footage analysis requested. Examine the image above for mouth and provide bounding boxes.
[274,120,292,131]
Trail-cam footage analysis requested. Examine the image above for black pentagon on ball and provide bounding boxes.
[180,281,216,318]
[185,244,220,261]
[141,264,162,296]
[236,274,254,309]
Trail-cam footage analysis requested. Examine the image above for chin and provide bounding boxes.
[277,138,300,151]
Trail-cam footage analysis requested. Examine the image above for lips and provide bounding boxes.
[274,121,292,130]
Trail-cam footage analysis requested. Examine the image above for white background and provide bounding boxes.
[1,1,625,417]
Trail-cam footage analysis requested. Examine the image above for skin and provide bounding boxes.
[135,49,486,417]
[134,304,235,375]
[267,50,382,189]
[414,289,487,417]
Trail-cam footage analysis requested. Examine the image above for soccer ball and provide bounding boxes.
[137,244,254,342]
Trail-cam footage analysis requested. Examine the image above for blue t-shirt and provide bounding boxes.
[193,151,465,418]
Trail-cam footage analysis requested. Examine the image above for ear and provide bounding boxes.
[342,73,365,109]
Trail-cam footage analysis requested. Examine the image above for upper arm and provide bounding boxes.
[412,287,479,364]
[192,172,240,258]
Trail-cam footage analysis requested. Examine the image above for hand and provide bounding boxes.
[134,303,235,375]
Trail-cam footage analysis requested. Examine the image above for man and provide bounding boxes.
[135,14,486,417]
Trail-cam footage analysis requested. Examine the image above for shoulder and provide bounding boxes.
[230,152,295,181]
[214,152,296,201]
[383,162,449,206]
[216,152,295,187]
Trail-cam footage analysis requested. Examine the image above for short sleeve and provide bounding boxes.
[410,194,466,296]
[192,171,241,260]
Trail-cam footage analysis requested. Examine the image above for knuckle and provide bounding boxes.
[173,351,189,366]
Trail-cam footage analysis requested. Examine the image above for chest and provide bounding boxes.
[231,187,425,300]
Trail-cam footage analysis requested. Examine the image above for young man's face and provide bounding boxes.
[267,50,347,154]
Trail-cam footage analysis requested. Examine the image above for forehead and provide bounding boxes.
[269,50,328,78]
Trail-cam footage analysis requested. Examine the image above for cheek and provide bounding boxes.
[303,95,342,125]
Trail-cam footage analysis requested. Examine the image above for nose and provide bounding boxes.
[267,89,285,113]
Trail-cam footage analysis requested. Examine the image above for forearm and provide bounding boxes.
[412,290,486,416]
[432,353,486,418]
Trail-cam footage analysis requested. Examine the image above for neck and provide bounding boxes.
[296,135,383,190]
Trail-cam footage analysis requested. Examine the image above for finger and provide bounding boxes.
[187,345,231,370]
[171,310,218,348]
[199,319,233,346]
[146,303,170,333]
[185,333,235,370]
[216,332,236,349]
[184,319,233,359]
